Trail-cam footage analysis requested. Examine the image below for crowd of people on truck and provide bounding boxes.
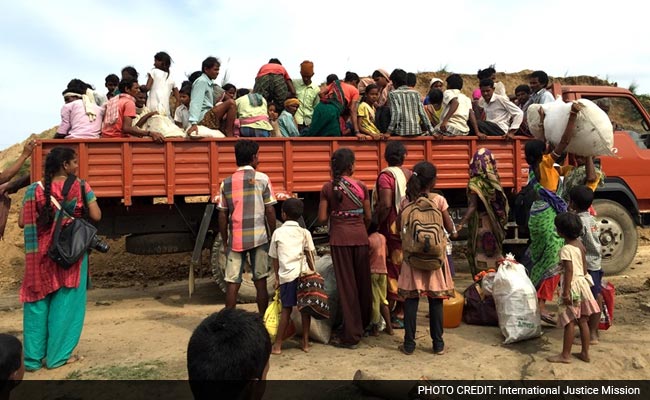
[0,55,614,398]
[52,51,568,142]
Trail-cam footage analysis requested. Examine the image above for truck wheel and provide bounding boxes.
[593,199,638,275]
[125,232,195,255]
[210,227,279,303]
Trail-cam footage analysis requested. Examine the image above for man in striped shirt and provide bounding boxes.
[386,69,434,136]
[218,140,277,314]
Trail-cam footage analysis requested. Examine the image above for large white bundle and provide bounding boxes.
[143,115,187,138]
[526,98,614,156]
[291,255,339,344]
[492,255,542,344]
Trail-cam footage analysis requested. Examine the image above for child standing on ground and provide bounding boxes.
[368,219,394,336]
[269,198,316,354]
[548,212,600,363]
[145,51,180,117]
[569,185,603,344]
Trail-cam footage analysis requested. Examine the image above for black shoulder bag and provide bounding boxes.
[46,175,98,269]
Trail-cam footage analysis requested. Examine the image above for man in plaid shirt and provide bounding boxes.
[386,69,434,136]
[218,140,277,314]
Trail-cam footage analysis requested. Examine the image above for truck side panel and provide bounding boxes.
[32,137,528,205]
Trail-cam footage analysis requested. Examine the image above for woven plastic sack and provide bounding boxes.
[527,98,614,156]
[492,254,542,344]
[291,255,339,343]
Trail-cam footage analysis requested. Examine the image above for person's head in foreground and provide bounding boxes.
[0,334,24,397]
[187,308,271,400]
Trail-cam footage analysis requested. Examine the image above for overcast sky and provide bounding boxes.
[1,0,648,150]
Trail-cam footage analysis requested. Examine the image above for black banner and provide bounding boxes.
[5,380,649,400]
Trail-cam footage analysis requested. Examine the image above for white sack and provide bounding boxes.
[492,254,542,344]
[291,254,339,344]
[527,98,614,156]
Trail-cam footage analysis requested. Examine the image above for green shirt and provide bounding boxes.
[189,73,215,124]
[293,79,320,125]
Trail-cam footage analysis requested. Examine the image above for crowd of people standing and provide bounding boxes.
[1,57,611,388]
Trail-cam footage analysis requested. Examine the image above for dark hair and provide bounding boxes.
[368,215,379,235]
[234,139,259,167]
[118,78,137,93]
[515,84,531,95]
[479,78,494,88]
[187,308,271,400]
[371,70,385,79]
[179,81,192,95]
[384,141,407,166]
[330,148,356,203]
[569,185,594,212]
[0,334,22,384]
[361,83,379,104]
[268,58,282,65]
[555,212,583,240]
[66,79,93,95]
[326,74,339,85]
[524,140,546,167]
[477,66,496,80]
[445,74,463,90]
[406,72,417,87]
[222,83,236,92]
[121,66,139,80]
[236,88,250,98]
[530,70,549,86]
[282,198,304,221]
[188,71,203,84]
[389,69,407,88]
[406,161,437,201]
[427,88,443,104]
[201,57,221,72]
[38,147,77,227]
[154,51,172,73]
[344,71,359,85]
[105,74,119,85]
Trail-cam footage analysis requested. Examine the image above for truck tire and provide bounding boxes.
[125,232,195,255]
[593,199,638,275]
[210,225,279,303]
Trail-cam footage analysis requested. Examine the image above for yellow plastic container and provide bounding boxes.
[443,290,464,328]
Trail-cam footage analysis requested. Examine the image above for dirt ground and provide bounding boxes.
[1,236,649,382]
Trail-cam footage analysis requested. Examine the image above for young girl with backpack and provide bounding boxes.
[397,161,456,355]
[145,51,180,117]
[318,148,372,349]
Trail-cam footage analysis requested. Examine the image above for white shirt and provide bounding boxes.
[174,104,190,130]
[438,89,472,133]
[480,94,524,133]
[268,221,316,284]
[147,68,176,116]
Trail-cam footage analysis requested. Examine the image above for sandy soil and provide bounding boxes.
[1,242,649,382]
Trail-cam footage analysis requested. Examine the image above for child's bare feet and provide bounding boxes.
[547,354,572,364]
[384,326,394,336]
[301,340,311,353]
[572,352,590,362]
[271,344,282,355]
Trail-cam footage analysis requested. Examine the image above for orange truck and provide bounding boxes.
[31,84,650,299]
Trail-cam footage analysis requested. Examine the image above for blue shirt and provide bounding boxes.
[278,110,300,137]
[189,73,215,124]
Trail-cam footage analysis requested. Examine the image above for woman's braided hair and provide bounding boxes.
[37,147,76,227]
[330,148,355,203]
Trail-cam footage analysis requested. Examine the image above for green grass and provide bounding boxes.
[64,360,167,380]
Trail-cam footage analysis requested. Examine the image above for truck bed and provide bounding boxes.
[32,137,530,205]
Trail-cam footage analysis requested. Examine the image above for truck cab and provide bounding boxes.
[552,83,650,273]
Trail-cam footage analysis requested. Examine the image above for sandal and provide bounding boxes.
[541,314,556,325]
[398,344,413,355]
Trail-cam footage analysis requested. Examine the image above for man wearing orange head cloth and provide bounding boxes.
[293,61,320,134]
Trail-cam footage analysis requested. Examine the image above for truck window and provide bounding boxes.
[584,96,647,133]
